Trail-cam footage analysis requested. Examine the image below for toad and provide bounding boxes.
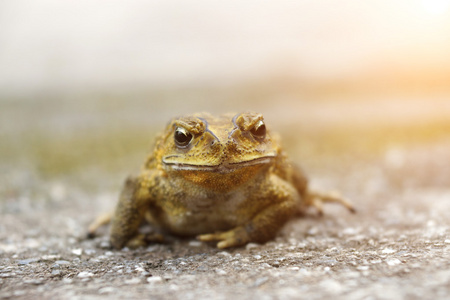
[89,112,354,249]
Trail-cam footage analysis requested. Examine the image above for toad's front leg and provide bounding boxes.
[109,174,155,249]
[197,176,299,248]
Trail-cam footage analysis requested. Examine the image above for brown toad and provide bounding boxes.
[89,112,354,249]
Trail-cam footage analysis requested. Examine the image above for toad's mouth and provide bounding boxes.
[162,155,276,173]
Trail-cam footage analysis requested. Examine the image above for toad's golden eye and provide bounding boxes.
[250,120,266,140]
[174,127,193,148]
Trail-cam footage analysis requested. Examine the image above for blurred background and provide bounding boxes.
[1,0,450,181]
[2,0,450,96]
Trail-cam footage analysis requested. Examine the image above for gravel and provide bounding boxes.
[1,97,449,299]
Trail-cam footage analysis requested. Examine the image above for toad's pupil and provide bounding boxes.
[251,123,266,139]
[174,128,192,146]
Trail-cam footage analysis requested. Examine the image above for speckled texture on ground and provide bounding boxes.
[1,96,449,299]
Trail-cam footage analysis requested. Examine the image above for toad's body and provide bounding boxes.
[93,112,354,249]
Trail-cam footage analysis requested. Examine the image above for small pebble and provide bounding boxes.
[17,258,38,265]
[77,271,94,278]
[259,263,271,269]
[381,248,396,254]
[41,255,60,261]
[72,248,83,256]
[297,243,306,249]
[245,243,259,250]
[371,259,382,264]
[253,277,268,287]
[307,227,319,235]
[215,269,227,275]
[188,241,202,247]
[98,287,116,294]
[147,276,163,284]
[84,249,96,255]
[271,261,280,267]
[125,277,141,285]
[73,258,81,264]
[146,245,159,252]
[55,260,71,265]
[386,258,402,266]
[342,227,358,235]
[100,241,110,249]
[24,279,44,285]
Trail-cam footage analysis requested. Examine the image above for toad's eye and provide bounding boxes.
[174,127,193,148]
[250,120,266,140]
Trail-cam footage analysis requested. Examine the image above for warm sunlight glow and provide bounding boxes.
[421,0,450,15]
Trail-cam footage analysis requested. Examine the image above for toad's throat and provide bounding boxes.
[162,155,275,173]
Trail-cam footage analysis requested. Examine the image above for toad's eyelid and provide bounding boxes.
[175,126,188,133]
[255,120,264,128]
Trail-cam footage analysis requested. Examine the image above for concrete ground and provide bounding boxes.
[1,93,449,299]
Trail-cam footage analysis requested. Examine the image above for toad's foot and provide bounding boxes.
[306,190,356,215]
[197,226,250,249]
[87,212,112,238]
[122,233,165,249]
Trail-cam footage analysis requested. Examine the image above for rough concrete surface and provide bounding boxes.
[1,96,449,299]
